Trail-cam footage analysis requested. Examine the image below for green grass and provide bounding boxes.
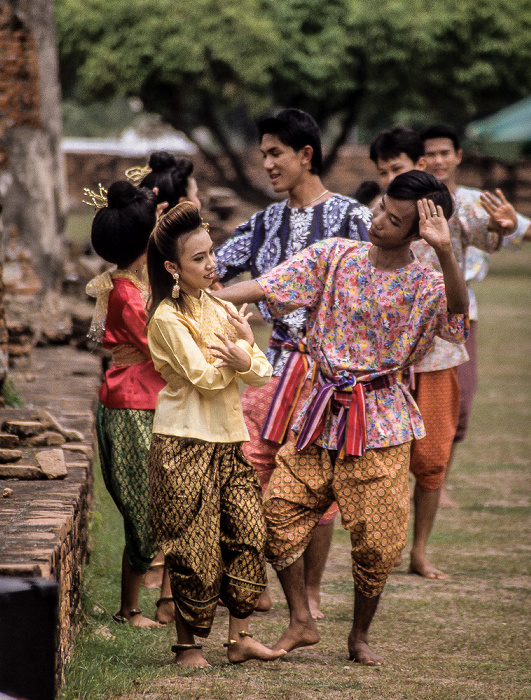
[60,246,531,700]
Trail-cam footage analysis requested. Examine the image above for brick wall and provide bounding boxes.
[0,2,42,166]
[0,346,101,693]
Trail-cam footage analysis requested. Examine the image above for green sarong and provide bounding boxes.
[96,402,159,573]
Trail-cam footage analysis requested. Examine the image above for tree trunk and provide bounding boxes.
[0,0,67,293]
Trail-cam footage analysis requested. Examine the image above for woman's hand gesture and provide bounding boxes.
[225,304,255,346]
[209,333,252,372]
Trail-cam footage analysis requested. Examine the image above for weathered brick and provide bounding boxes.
[0,447,22,462]
[0,463,42,479]
[0,431,20,447]
[2,419,45,437]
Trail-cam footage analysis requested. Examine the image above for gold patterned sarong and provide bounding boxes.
[148,435,267,636]
[264,441,410,597]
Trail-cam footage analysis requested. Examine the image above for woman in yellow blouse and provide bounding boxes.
[146,202,285,668]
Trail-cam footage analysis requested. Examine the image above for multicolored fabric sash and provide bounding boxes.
[296,371,397,458]
[260,328,314,444]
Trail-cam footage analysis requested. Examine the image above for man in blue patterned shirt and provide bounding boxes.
[215,108,371,617]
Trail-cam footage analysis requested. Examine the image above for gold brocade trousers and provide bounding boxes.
[149,434,267,636]
[264,441,411,597]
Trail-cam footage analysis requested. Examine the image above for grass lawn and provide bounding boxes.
[60,246,530,700]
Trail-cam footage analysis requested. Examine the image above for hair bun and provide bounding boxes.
[173,158,194,179]
[148,151,179,172]
[107,180,139,209]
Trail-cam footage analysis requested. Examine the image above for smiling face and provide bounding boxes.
[260,133,312,193]
[369,195,418,249]
[165,228,216,298]
[376,153,423,189]
[423,137,462,184]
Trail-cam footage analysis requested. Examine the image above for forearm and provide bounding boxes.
[435,247,469,314]
[213,279,265,305]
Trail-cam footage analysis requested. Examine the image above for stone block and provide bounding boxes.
[0,447,22,462]
[26,431,66,447]
[0,563,42,577]
[63,443,93,459]
[2,419,44,437]
[0,463,42,479]
[37,409,85,442]
[35,449,67,479]
[0,432,20,447]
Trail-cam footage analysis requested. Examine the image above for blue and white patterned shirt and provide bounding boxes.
[215,194,372,374]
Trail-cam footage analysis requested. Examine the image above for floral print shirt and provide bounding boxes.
[215,195,371,375]
[411,186,530,371]
[258,239,469,450]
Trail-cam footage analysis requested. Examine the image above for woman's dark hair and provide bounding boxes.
[257,108,323,175]
[147,201,203,319]
[90,180,157,268]
[140,152,194,210]
[386,170,454,237]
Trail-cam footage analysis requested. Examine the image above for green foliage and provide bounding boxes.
[1,377,23,407]
[55,0,531,195]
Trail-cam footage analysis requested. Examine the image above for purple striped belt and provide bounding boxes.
[296,371,397,458]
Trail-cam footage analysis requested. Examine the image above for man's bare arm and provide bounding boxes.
[213,279,265,306]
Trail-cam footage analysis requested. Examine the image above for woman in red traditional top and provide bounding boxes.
[87,180,170,627]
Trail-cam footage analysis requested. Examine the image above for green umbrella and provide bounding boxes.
[466,95,531,163]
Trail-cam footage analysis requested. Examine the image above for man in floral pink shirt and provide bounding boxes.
[215,170,469,665]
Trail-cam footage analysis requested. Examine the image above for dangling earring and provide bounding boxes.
[171,271,180,299]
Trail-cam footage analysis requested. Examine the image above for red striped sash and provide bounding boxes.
[260,329,314,444]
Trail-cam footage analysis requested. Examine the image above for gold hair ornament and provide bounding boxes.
[83,183,108,209]
[125,165,152,184]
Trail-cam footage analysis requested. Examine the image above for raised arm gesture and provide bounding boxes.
[479,188,517,236]
[417,198,468,314]
[417,198,452,254]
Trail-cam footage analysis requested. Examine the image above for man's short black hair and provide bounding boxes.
[354,180,381,207]
[369,126,424,165]
[421,125,461,152]
[386,170,453,237]
[257,108,323,175]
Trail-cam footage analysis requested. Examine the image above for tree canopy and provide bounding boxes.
[55,0,531,202]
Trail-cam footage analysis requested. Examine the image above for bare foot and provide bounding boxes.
[174,648,210,668]
[348,634,383,666]
[272,619,320,652]
[226,636,287,664]
[409,551,448,580]
[143,553,165,589]
[254,588,272,612]
[439,487,456,508]
[114,611,162,629]
[307,589,324,620]
[156,597,175,625]
[393,552,403,568]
